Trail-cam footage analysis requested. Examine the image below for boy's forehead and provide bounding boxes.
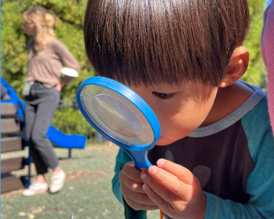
[129,82,181,90]
[128,81,210,92]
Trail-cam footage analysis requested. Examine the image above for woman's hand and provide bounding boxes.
[56,83,62,91]
[141,159,206,219]
[119,162,159,211]
[56,75,73,91]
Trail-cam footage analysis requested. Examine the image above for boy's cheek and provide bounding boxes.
[156,122,201,146]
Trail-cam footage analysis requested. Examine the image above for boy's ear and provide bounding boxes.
[219,46,249,88]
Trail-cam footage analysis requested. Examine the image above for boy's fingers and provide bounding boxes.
[121,183,157,206]
[144,166,193,199]
[143,184,172,213]
[122,162,143,183]
[122,173,146,194]
[157,159,194,185]
[141,170,188,202]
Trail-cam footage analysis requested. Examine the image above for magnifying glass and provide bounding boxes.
[76,76,164,219]
[76,76,161,171]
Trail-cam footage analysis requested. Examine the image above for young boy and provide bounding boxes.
[84,0,274,218]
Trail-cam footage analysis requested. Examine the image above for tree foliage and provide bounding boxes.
[242,0,267,87]
[1,0,267,101]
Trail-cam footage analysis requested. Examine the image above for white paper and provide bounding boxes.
[61,67,79,77]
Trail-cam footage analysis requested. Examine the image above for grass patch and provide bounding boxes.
[1,146,159,219]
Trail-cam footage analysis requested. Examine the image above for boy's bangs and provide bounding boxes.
[84,0,249,87]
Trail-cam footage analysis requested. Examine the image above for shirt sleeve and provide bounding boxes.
[112,148,133,204]
[112,149,148,219]
[262,1,274,134]
[204,98,274,219]
[52,39,80,72]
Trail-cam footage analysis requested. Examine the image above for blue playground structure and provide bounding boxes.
[1,78,86,188]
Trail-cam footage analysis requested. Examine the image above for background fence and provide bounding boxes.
[52,99,105,144]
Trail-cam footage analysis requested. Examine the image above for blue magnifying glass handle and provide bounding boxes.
[123,149,152,171]
[123,148,164,219]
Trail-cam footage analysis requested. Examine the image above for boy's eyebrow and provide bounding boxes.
[150,87,180,92]
[152,91,177,94]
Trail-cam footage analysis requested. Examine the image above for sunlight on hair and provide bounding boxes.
[23,6,55,50]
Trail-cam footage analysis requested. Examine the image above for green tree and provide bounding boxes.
[242,0,267,87]
[1,0,268,99]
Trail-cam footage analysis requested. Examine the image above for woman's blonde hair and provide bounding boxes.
[23,6,55,50]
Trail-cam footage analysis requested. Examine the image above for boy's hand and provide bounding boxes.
[119,162,159,211]
[141,159,206,219]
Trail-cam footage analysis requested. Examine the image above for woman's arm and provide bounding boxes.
[52,39,80,90]
[56,75,73,91]
[53,39,80,72]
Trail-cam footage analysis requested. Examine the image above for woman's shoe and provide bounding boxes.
[22,182,48,196]
[49,170,66,193]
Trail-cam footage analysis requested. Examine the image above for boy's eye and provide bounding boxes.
[152,91,174,100]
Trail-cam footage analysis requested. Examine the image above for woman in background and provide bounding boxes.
[22,6,80,196]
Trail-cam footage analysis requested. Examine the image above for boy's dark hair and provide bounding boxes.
[84,0,250,87]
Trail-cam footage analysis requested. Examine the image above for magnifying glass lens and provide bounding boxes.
[93,94,142,138]
[80,85,154,147]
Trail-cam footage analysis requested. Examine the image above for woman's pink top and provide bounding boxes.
[26,38,80,88]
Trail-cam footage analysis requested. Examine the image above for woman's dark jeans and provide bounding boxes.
[25,82,60,175]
